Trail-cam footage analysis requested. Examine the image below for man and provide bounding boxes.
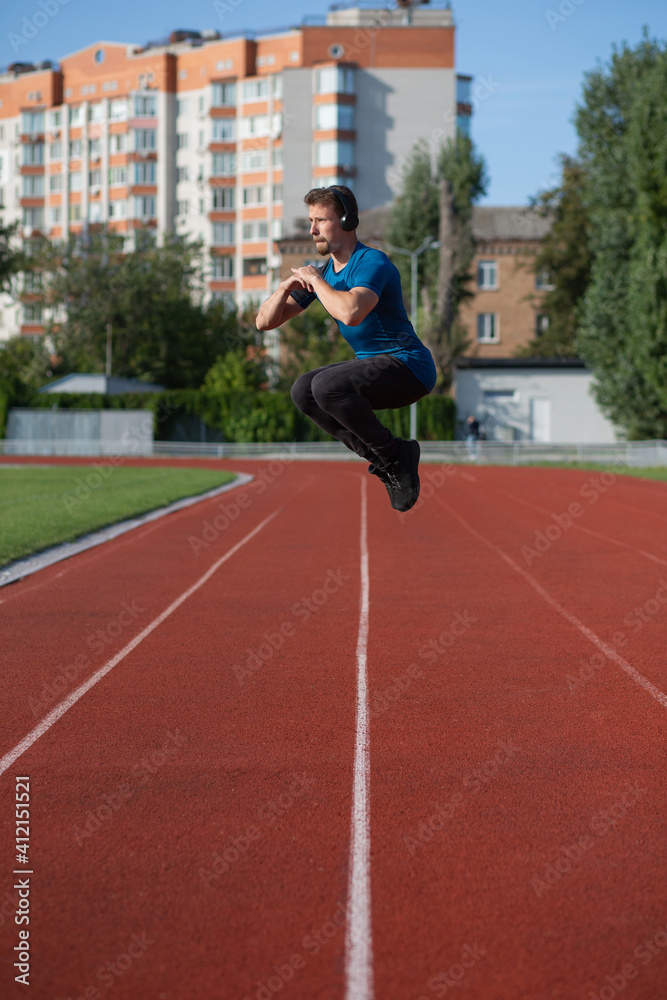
[256,185,436,512]
[465,414,480,461]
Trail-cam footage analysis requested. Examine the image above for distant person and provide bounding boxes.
[255,185,436,512]
[466,415,480,460]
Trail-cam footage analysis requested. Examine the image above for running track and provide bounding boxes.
[1,457,666,1000]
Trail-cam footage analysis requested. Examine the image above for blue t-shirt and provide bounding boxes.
[291,242,437,392]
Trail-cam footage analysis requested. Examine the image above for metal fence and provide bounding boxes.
[1,437,666,467]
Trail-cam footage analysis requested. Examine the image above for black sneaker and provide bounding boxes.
[370,439,420,512]
[368,462,400,507]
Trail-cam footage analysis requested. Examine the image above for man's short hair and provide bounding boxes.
[304,185,359,226]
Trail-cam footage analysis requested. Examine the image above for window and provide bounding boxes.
[89,169,102,188]
[22,208,44,229]
[536,314,550,336]
[457,76,472,103]
[49,173,62,192]
[212,187,235,209]
[315,104,355,131]
[212,119,236,141]
[243,185,266,205]
[242,220,268,241]
[272,219,282,240]
[22,175,44,196]
[212,152,236,175]
[89,201,103,222]
[23,272,43,292]
[212,222,234,245]
[88,103,105,123]
[109,166,127,186]
[69,171,82,191]
[176,98,189,117]
[176,133,189,149]
[89,138,102,160]
[199,129,205,149]
[23,302,43,323]
[134,94,157,117]
[211,256,234,279]
[69,139,83,159]
[535,269,554,290]
[212,82,236,107]
[241,114,270,138]
[176,166,189,183]
[69,106,83,126]
[134,161,156,184]
[477,260,498,289]
[109,199,126,218]
[242,79,269,101]
[272,75,283,98]
[21,111,44,134]
[483,389,517,401]
[109,99,128,121]
[315,140,354,168]
[68,203,82,222]
[241,149,267,171]
[272,146,283,168]
[22,144,44,165]
[477,313,499,343]
[110,133,128,153]
[315,67,354,95]
[134,129,156,151]
[49,110,62,129]
[49,206,62,225]
[134,196,156,218]
[272,183,283,202]
[243,257,267,276]
[457,114,471,137]
[177,200,189,216]
[50,140,62,160]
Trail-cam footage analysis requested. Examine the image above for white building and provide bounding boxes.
[455,359,621,444]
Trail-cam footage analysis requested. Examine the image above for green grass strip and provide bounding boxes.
[520,462,667,483]
[0,465,235,567]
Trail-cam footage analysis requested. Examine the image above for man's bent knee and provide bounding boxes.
[290,374,312,412]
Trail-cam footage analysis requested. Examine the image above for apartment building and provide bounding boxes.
[0,1,470,342]
[457,206,554,357]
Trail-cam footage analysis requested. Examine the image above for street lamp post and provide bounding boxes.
[384,236,440,440]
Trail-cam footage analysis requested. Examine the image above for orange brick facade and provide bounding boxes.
[459,242,548,358]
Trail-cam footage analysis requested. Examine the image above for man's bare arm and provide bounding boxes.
[290,266,378,327]
[256,276,309,331]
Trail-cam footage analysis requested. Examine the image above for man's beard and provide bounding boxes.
[314,238,330,256]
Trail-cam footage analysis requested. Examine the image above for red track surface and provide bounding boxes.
[1,458,666,1000]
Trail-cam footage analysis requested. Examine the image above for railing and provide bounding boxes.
[1,439,666,467]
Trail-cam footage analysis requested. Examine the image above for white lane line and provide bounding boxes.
[436,495,667,711]
[344,475,374,1000]
[0,506,282,777]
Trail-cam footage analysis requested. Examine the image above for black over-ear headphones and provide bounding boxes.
[329,187,359,232]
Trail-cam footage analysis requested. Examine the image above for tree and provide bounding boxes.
[0,335,52,434]
[425,134,487,387]
[517,155,592,359]
[0,221,23,292]
[386,141,440,294]
[387,134,487,390]
[39,227,243,389]
[574,31,667,438]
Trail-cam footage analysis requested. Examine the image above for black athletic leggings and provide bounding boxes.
[290,354,430,465]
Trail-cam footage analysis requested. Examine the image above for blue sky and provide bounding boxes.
[1,0,665,204]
